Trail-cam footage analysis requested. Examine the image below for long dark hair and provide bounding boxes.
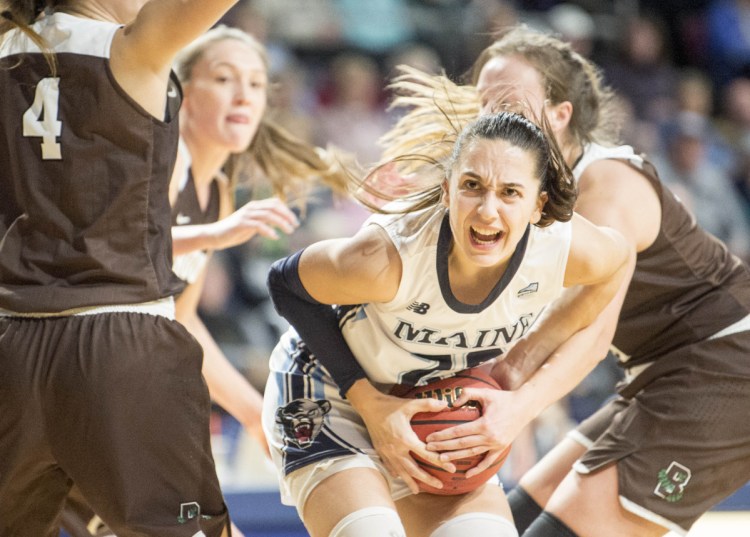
[448,111,576,226]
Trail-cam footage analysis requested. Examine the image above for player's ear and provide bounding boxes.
[546,100,573,133]
[531,191,547,224]
[441,179,450,209]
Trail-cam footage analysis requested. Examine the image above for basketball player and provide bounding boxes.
[0,1,239,535]
[170,24,338,455]
[262,111,631,537]
[60,24,352,536]
[414,26,750,537]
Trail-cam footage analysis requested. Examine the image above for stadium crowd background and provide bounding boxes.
[192,0,750,498]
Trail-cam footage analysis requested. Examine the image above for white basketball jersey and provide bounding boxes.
[340,207,572,391]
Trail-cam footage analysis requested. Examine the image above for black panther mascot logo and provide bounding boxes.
[276,398,332,448]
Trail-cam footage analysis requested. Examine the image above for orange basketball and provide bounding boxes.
[404,368,510,495]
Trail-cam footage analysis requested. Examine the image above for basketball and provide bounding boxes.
[404,367,510,495]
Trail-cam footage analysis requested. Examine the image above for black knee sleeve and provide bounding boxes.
[508,486,543,533]
[523,512,578,537]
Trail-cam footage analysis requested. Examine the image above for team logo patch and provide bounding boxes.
[276,398,332,448]
[517,282,539,297]
[177,502,200,523]
[655,461,692,502]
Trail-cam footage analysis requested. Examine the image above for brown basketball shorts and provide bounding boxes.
[0,312,230,537]
[571,330,750,535]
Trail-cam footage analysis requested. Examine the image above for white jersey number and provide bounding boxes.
[23,77,63,160]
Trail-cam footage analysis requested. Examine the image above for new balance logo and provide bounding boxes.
[517,282,539,297]
[407,302,430,315]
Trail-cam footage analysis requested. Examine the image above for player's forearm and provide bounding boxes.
[513,315,613,420]
[496,251,631,389]
[345,378,390,415]
[171,224,218,257]
[201,337,263,429]
[509,260,630,417]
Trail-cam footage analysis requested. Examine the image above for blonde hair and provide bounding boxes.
[347,65,478,212]
[174,26,350,208]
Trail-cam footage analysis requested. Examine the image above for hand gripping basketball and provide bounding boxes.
[404,368,511,495]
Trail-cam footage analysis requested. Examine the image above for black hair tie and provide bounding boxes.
[1,10,14,21]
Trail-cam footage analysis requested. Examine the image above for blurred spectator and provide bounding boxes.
[546,2,596,56]
[618,97,661,155]
[385,41,443,79]
[407,0,474,74]
[639,0,712,67]
[460,0,521,78]
[336,0,415,57]
[221,1,269,42]
[267,59,318,144]
[252,0,343,51]
[706,0,750,90]
[717,76,750,207]
[650,111,750,261]
[221,2,299,79]
[604,13,679,124]
[677,67,715,115]
[675,68,737,170]
[313,52,393,165]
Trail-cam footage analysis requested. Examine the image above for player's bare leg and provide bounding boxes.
[519,436,587,507]
[544,465,666,537]
[397,483,511,537]
[301,468,399,537]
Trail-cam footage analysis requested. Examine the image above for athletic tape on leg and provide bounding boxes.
[329,506,405,537]
[430,512,518,537]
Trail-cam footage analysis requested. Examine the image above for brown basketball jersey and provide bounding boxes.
[574,144,750,367]
[171,163,221,284]
[0,13,185,312]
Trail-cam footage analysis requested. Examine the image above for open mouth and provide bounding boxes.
[470,226,503,245]
[294,423,312,443]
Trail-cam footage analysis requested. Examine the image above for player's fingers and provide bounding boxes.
[407,397,449,415]
[243,210,297,234]
[266,204,300,228]
[423,420,483,443]
[411,443,456,473]
[260,199,299,223]
[386,456,424,494]
[380,456,399,480]
[402,456,444,492]
[250,222,281,240]
[401,472,422,495]
[431,441,490,462]
[451,387,488,408]
[464,449,503,479]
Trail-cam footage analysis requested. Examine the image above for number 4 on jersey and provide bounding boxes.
[23,77,62,160]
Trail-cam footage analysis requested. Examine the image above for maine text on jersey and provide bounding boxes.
[393,313,534,348]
